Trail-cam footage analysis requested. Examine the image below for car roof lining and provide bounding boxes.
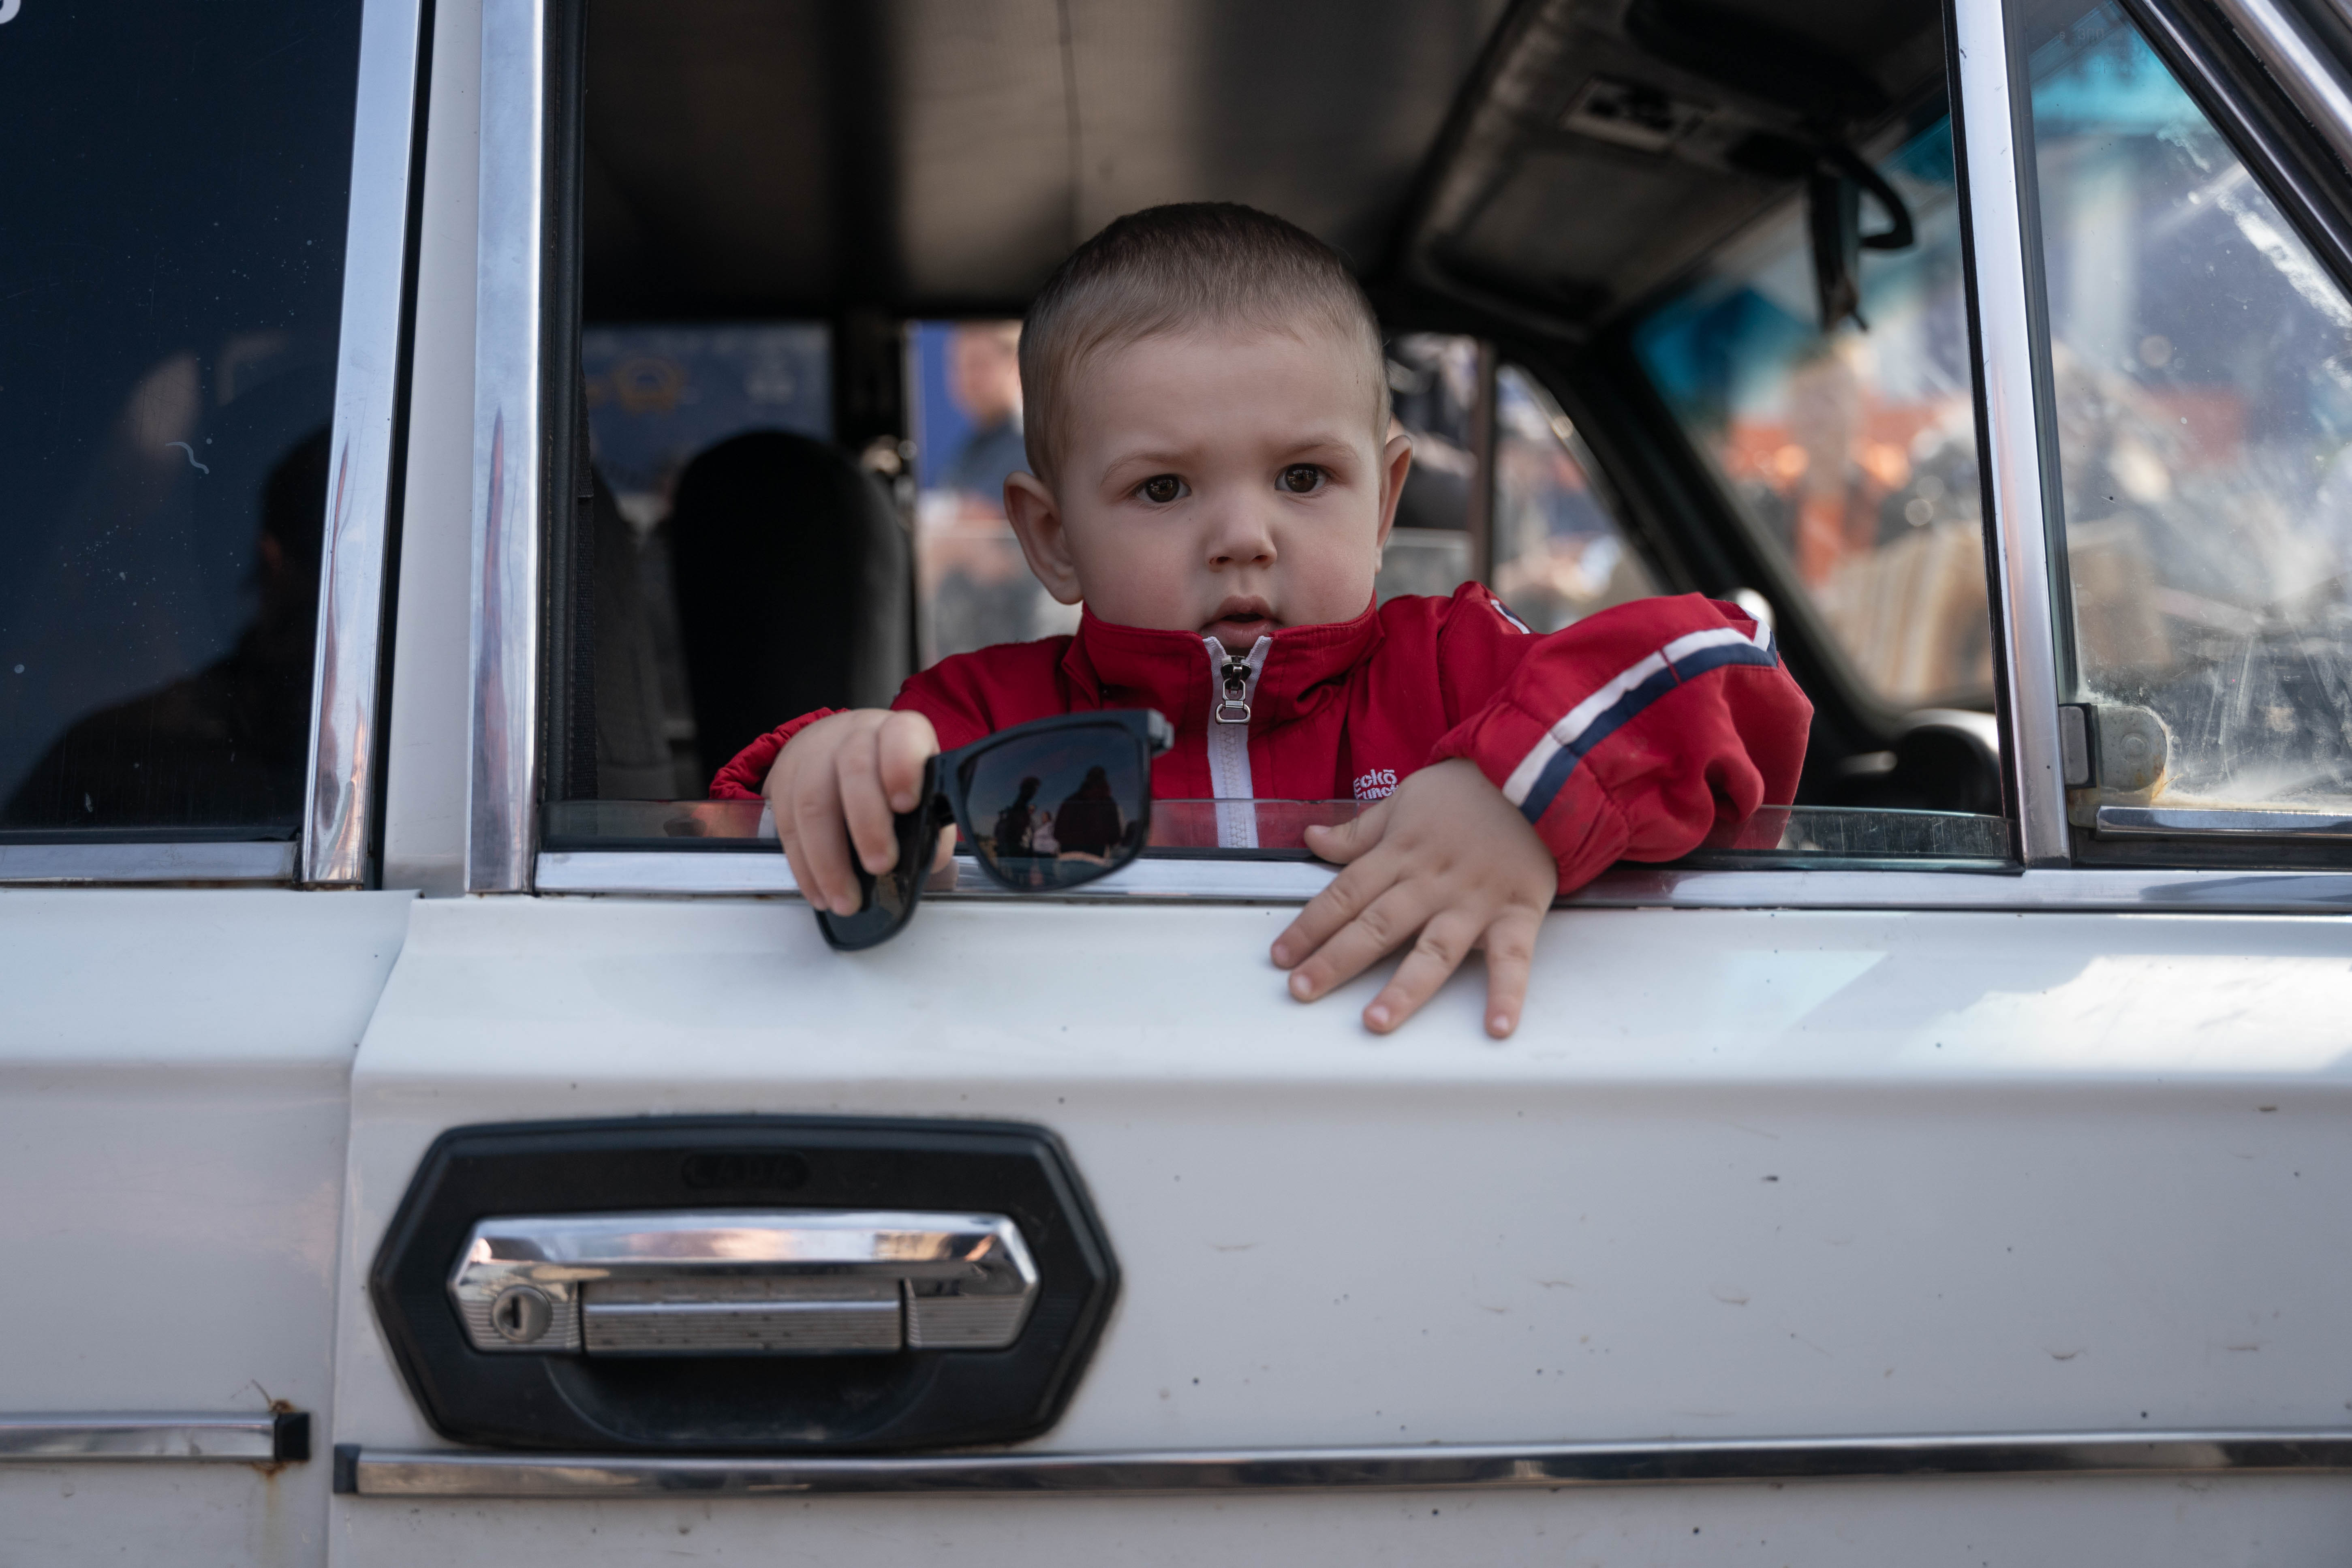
[583,0,1948,334]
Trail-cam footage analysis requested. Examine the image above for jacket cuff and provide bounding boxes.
[708,709,841,799]
[1431,708,1631,894]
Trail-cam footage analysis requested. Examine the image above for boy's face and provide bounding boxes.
[1003,324,1413,652]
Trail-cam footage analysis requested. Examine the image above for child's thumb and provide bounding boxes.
[1304,803,1386,864]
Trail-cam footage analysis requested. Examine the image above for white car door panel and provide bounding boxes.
[0,890,412,1566]
[324,894,2352,1561]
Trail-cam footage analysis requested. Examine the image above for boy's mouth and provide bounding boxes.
[1202,597,1278,650]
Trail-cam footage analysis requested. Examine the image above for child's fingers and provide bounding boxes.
[931,822,958,872]
[787,753,861,917]
[1283,882,1432,1003]
[1362,909,1486,1034]
[1301,800,1388,866]
[1475,908,1540,1039]
[1269,849,1396,970]
[834,721,902,878]
[875,710,940,815]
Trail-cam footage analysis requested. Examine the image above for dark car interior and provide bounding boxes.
[558,0,2005,823]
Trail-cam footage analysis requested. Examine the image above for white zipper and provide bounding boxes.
[1202,635,1269,849]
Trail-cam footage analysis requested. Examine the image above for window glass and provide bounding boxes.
[1492,366,1656,631]
[911,319,1070,663]
[2025,6,2352,813]
[0,2,363,833]
[1633,113,1994,708]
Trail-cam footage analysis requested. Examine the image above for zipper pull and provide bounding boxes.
[1214,654,1253,725]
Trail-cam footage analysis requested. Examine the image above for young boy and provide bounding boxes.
[714,203,1810,1037]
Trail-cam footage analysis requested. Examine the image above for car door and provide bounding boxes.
[0,1,425,1562]
[323,0,2352,1563]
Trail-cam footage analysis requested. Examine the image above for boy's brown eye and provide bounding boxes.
[1140,475,1182,504]
[1281,464,1323,494]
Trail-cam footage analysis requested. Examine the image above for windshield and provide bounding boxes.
[1632,112,1992,710]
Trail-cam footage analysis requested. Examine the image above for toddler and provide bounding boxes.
[715,203,1811,1036]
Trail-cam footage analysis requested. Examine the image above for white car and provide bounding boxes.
[8,0,2352,1562]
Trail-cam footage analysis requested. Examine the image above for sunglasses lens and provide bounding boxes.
[961,724,1148,890]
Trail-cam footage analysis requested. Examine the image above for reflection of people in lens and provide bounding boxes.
[1052,765,1124,860]
[991,776,1041,858]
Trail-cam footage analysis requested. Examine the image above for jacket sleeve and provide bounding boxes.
[708,708,841,800]
[1428,590,1811,893]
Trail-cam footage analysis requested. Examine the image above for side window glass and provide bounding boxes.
[1632,113,1994,710]
[1491,365,1656,631]
[0,2,363,833]
[2024,7,2352,818]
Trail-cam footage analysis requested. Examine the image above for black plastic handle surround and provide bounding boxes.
[368,1116,1119,1452]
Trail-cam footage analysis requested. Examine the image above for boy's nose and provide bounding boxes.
[1204,501,1279,570]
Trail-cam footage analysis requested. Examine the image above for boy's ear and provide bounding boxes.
[1003,471,1084,605]
[1374,430,1414,557]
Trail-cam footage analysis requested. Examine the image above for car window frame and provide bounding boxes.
[477,0,2352,915]
[0,0,428,892]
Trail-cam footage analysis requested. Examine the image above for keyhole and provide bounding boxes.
[490,1284,553,1344]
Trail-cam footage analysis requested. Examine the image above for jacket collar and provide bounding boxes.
[1064,598,1383,731]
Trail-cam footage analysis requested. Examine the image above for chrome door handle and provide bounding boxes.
[449,1211,1038,1356]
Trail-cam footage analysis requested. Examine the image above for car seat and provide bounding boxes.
[667,431,913,787]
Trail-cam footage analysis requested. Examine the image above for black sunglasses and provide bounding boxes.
[818,708,1175,950]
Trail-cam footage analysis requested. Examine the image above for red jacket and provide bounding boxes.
[712,586,1812,892]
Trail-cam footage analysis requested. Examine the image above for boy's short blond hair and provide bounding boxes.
[1018,203,1388,487]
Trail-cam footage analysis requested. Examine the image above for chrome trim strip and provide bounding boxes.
[531,851,2352,913]
[534,851,1343,902]
[2209,0,2352,174]
[0,1413,304,1465]
[340,1429,2352,1497]
[302,0,430,889]
[1950,0,2073,866]
[0,842,297,887]
[466,0,549,894]
[2098,804,2352,840]
[1571,864,2352,911]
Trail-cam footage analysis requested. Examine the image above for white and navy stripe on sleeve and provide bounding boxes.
[1501,618,1779,825]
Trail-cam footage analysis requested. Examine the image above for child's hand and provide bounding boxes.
[765,709,951,918]
[1271,759,1555,1038]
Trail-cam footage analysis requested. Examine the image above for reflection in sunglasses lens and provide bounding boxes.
[962,726,1146,890]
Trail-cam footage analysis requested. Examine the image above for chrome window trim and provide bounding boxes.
[2207,0,2352,184]
[532,849,2352,914]
[535,850,1343,902]
[466,0,550,894]
[2097,804,2352,840]
[302,0,432,888]
[1950,0,2074,866]
[0,842,297,888]
[337,1428,2352,1497]
[0,1412,307,1465]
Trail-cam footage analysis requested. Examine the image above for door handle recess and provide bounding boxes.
[373,1117,1116,1452]
[451,1211,1038,1356]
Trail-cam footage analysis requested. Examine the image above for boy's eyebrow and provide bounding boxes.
[1100,432,1366,473]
